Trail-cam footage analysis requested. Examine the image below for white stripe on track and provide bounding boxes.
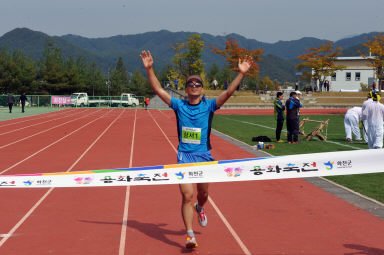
[149,111,251,255]
[0,109,107,175]
[0,109,124,248]
[219,116,362,150]
[119,109,137,255]
[0,109,91,136]
[0,109,102,150]
[0,108,75,128]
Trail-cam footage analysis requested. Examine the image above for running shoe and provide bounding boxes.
[194,202,208,227]
[185,236,198,249]
[276,139,285,143]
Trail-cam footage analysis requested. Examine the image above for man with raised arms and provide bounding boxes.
[140,50,252,249]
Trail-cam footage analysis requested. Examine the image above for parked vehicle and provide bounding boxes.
[71,93,139,107]
[110,93,139,107]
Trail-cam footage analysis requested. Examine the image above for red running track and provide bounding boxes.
[0,108,383,255]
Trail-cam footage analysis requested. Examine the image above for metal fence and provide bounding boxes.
[0,95,146,108]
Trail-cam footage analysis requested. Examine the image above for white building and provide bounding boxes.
[322,57,377,92]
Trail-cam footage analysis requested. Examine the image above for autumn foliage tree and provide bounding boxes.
[296,42,345,91]
[360,33,384,91]
[210,38,263,81]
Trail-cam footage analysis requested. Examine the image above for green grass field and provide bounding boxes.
[212,114,384,203]
[0,107,64,121]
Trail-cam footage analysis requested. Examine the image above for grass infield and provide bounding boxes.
[212,114,384,203]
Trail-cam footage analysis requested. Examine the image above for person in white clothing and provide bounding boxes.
[361,92,384,149]
[361,92,374,142]
[344,107,364,142]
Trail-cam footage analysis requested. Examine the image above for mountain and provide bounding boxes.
[0,28,382,82]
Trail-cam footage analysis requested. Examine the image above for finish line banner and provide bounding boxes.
[1,149,383,188]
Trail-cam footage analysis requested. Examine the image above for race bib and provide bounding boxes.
[182,127,201,144]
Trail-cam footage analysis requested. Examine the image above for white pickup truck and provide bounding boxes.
[110,93,140,107]
[71,93,139,107]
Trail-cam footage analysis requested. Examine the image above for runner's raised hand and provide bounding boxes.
[140,50,154,70]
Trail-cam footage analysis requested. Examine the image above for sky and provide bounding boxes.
[1,0,383,43]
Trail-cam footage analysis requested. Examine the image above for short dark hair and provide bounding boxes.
[290,91,297,97]
[276,92,283,98]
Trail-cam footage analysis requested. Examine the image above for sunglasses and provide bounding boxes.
[186,82,203,88]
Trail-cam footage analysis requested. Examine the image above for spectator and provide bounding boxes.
[274,92,285,142]
[326,80,330,91]
[211,78,218,90]
[144,97,150,110]
[20,92,27,113]
[344,107,364,142]
[361,92,384,149]
[6,93,15,113]
[285,91,302,144]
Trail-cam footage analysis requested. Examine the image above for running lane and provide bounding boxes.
[0,109,114,247]
[127,109,384,254]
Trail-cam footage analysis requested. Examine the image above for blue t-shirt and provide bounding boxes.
[170,97,219,152]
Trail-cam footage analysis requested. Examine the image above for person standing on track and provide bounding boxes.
[285,91,302,144]
[140,50,252,249]
[274,92,285,142]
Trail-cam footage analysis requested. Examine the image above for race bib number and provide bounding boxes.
[182,127,201,144]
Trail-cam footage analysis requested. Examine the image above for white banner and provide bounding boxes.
[0,149,383,188]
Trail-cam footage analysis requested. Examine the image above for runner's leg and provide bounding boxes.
[179,183,194,231]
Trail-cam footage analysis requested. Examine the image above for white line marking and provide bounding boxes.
[0,109,102,150]
[0,109,124,248]
[219,116,362,150]
[0,108,74,127]
[149,111,251,255]
[119,109,136,255]
[0,109,91,136]
[208,197,251,255]
[215,119,384,210]
[0,109,108,174]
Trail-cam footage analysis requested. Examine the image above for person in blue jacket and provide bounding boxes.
[274,92,285,142]
[285,91,302,143]
[140,50,253,249]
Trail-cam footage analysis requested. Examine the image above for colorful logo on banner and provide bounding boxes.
[224,167,243,177]
[324,161,334,170]
[0,149,382,188]
[175,172,185,180]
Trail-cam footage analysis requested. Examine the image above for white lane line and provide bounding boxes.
[0,109,108,175]
[219,116,362,150]
[208,197,251,255]
[119,109,137,255]
[0,109,124,248]
[149,111,251,255]
[0,109,91,136]
[0,109,102,150]
[0,108,75,128]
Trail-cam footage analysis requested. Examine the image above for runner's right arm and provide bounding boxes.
[140,50,171,106]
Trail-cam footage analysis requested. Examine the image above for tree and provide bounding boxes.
[210,38,263,81]
[169,34,205,88]
[110,57,129,96]
[296,42,345,91]
[360,33,384,91]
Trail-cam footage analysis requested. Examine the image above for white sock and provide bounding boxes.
[187,230,194,237]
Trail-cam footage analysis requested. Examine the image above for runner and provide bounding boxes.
[140,50,252,249]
